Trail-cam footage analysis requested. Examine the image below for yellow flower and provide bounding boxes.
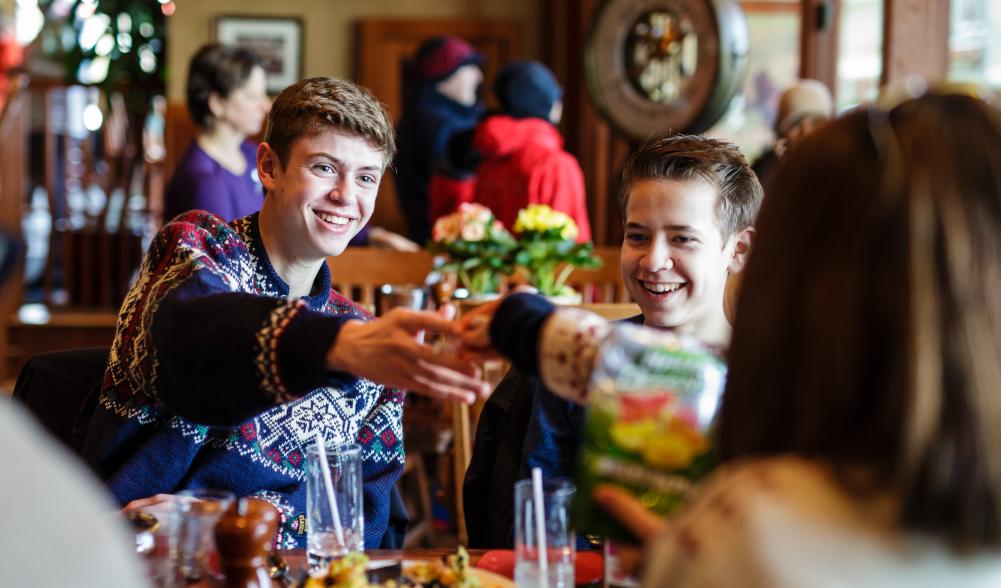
[515,204,578,237]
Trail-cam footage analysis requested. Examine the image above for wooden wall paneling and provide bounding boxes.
[0,75,29,383]
[164,102,195,189]
[881,0,949,84]
[355,18,525,238]
[544,0,631,246]
[799,0,840,94]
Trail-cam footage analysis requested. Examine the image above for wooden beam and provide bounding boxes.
[799,0,840,93]
[881,0,950,84]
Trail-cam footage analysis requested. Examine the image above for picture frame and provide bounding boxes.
[214,15,304,94]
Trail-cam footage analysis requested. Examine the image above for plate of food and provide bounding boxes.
[403,548,514,588]
[302,548,514,588]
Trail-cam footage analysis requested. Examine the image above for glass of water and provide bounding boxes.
[514,478,576,588]
[306,442,365,570]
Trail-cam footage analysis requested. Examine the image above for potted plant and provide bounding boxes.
[512,204,602,302]
[429,203,516,298]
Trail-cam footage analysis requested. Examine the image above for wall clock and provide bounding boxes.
[585,0,750,139]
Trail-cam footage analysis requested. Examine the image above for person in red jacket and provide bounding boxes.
[430,61,592,242]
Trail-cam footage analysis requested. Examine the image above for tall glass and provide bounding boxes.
[172,488,235,582]
[514,478,576,588]
[306,442,365,570]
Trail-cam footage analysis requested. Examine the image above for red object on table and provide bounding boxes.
[476,550,603,586]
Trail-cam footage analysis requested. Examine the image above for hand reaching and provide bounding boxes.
[326,307,490,404]
[455,298,503,362]
[593,484,669,544]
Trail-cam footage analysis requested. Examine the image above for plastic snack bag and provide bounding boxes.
[572,323,726,542]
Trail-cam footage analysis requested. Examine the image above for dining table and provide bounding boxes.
[281,547,487,574]
[193,548,492,587]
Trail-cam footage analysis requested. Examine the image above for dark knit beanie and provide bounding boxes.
[413,36,482,83]
[493,60,563,120]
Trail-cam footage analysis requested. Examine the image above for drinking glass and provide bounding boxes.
[172,488,235,582]
[306,442,365,570]
[514,478,576,588]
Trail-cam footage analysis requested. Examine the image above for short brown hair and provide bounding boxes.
[186,44,263,130]
[720,94,1001,550]
[264,77,395,168]
[619,134,763,238]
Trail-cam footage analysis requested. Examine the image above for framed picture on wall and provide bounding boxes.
[215,15,303,94]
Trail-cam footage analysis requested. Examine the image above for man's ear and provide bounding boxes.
[257,143,279,194]
[727,227,755,274]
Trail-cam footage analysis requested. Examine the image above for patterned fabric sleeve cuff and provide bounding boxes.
[538,308,611,404]
[255,300,308,404]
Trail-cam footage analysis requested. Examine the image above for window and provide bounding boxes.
[949,0,1001,89]
[836,0,882,111]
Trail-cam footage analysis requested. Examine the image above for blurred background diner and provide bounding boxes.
[0,0,999,586]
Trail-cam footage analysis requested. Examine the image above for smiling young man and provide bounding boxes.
[618,135,759,344]
[463,134,761,547]
[83,77,488,549]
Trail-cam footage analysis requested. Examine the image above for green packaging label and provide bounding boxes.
[572,324,726,542]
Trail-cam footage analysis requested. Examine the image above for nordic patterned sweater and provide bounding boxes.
[81,210,405,549]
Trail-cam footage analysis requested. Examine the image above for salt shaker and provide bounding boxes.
[214,497,281,588]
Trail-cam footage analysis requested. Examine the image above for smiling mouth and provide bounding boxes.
[639,280,684,295]
[313,210,351,227]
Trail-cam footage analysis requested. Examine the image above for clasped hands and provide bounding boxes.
[325,299,504,405]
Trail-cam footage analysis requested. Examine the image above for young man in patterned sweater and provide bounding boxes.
[82,77,489,548]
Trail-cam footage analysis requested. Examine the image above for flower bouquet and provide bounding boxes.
[512,204,602,298]
[429,203,516,296]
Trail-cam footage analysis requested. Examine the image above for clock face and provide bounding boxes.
[586,0,750,139]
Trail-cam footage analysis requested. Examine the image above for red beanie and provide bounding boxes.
[414,36,482,83]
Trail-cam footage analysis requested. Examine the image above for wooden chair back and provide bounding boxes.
[567,246,631,303]
[579,302,642,322]
[326,248,436,308]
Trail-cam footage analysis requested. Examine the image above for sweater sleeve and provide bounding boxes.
[109,212,355,427]
[489,293,610,404]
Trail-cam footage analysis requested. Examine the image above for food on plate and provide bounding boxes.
[403,547,481,587]
[301,547,487,588]
[302,553,382,588]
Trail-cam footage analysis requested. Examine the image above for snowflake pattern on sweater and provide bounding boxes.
[84,211,404,548]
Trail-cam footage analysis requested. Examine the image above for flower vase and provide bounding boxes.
[459,266,502,299]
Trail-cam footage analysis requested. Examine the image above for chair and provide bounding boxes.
[566,246,631,303]
[11,347,110,454]
[10,345,416,548]
[326,248,436,308]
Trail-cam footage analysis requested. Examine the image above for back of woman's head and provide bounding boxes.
[720,92,1001,549]
[186,43,263,129]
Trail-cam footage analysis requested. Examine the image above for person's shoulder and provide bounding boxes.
[174,141,220,176]
[677,456,859,534]
[155,210,243,256]
[162,209,229,231]
[325,287,374,321]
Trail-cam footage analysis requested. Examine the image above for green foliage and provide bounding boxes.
[37,0,166,108]
[513,231,602,297]
[428,222,517,295]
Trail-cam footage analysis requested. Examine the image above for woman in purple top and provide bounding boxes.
[165,44,418,250]
[164,44,270,223]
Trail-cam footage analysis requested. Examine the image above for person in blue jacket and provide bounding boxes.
[395,36,485,244]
